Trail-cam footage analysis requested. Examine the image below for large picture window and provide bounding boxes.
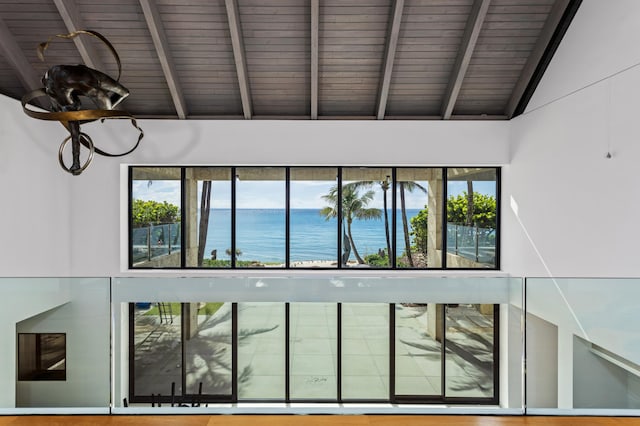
[129,167,499,270]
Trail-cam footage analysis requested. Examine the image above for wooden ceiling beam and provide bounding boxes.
[441,0,491,120]
[0,17,41,92]
[376,0,404,120]
[505,0,571,118]
[310,0,319,119]
[53,0,107,72]
[225,0,252,119]
[139,0,188,119]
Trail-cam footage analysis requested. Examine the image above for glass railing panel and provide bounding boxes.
[526,278,640,412]
[0,277,111,412]
[111,276,522,411]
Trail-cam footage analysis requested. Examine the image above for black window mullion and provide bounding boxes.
[337,302,342,401]
[442,168,448,269]
[181,303,187,401]
[180,167,186,268]
[493,304,500,404]
[441,304,446,400]
[389,303,395,402]
[231,167,237,269]
[391,168,397,268]
[495,167,501,270]
[285,302,290,402]
[337,168,343,269]
[286,168,290,267]
[128,167,134,269]
[232,302,238,401]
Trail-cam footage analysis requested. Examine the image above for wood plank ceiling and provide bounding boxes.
[0,0,580,120]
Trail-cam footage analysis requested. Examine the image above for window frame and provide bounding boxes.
[128,166,500,271]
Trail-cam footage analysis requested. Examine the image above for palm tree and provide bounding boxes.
[466,180,474,226]
[197,181,212,266]
[349,176,392,262]
[398,181,427,267]
[320,184,382,264]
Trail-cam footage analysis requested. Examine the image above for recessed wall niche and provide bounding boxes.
[17,333,66,381]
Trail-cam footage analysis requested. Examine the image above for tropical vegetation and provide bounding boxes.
[320,184,382,264]
[132,199,180,227]
[447,192,497,228]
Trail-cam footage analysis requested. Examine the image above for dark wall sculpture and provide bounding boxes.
[21,30,143,175]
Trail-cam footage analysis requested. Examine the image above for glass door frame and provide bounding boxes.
[129,302,499,405]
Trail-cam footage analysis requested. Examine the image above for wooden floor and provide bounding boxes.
[0,416,639,426]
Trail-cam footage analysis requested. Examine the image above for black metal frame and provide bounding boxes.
[128,302,237,405]
[128,165,501,271]
[128,301,500,405]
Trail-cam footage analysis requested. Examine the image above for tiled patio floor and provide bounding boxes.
[132,302,494,402]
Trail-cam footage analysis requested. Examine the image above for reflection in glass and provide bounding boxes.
[341,303,389,400]
[290,303,337,399]
[394,303,442,396]
[184,302,232,397]
[131,167,182,268]
[132,302,182,397]
[236,167,286,268]
[237,303,285,400]
[446,168,497,268]
[444,304,495,398]
[340,168,392,268]
[185,168,232,268]
[290,168,338,267]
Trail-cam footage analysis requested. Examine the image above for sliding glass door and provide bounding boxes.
[130,302,497,404]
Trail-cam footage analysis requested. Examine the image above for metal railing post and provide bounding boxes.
[475,224,480,262]
[147,225,152,261]
[455,224,459,255]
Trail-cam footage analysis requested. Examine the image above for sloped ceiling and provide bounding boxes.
[0,0,581,120]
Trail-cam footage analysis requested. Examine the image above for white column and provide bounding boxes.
[184,169,198,267]
[557,326,574,408]
[427,171,443,267]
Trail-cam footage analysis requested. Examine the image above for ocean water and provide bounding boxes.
[203,209,422,263]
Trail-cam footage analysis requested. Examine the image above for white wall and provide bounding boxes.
[0,95,72,276]
[526,0,640,114]
[72,119,509,276]
[0,93,509,277]
[503,0,640,413]
[15,278,110,408]
[0,277,72,408]
[503,0,640,278]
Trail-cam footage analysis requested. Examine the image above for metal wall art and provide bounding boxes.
[21,30,143,175]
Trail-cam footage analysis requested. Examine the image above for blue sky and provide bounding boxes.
[132,179,496,210]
